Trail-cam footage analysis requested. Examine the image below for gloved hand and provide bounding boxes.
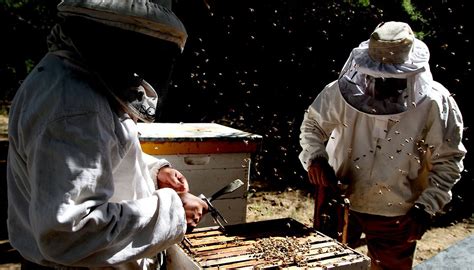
[407,203,433,242]
[307,157,338,188]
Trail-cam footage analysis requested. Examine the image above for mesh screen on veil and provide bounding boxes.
[337,38,433,115]
[47,15,181,123]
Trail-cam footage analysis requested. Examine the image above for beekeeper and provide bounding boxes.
[7,0,208,269]
[299,21,466,270]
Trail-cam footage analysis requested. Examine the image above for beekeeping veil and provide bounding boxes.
[338,21,433,115]
[49,0,187,122]
[56,0,187,50]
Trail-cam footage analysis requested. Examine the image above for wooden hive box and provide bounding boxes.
[137,123,262,227]
[166,218,371,269]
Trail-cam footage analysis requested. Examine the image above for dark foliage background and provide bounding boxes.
[1,0,472,225]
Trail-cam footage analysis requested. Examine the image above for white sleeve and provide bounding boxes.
[28,112,185,267]
[299,81,344,170]
[416,92,467,215]
[142,152,172,187]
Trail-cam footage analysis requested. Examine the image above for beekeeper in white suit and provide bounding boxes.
[7,0,208,269]
[299,21,466,269]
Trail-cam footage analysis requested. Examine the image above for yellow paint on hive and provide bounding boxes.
[140,141,259,155]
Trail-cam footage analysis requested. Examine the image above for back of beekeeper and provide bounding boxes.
[7,0,208,269]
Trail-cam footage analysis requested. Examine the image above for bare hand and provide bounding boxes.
[308,158,337,188]
[157,167,189,193]
[178,193,209,233]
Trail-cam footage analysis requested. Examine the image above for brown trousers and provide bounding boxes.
[347,210,417,270]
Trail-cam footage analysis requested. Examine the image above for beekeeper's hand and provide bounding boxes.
[407,203,432,242]
[157,166,189,193]
[308,157,337,188]
[178,192,209,233]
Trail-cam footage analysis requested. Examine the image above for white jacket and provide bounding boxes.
[7,52,186,268]
[299,39,466,217]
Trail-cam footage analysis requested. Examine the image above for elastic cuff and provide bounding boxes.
[411,203,434,223]
[157,162,172,171]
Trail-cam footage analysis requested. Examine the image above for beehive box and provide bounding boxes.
[137,123,262,227]
[166,218,370,269]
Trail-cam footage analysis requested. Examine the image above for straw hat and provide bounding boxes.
[368,21,414,64]
[57,0,187,50]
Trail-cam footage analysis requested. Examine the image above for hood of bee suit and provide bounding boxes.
[337,21,433,115]
[57,0,187,51]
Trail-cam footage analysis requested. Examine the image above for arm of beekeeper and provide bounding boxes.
[28,111,186,267]
[299,81,345,170]
[142,153,189,193]
[142,151,171,179]
[415,85,467,216]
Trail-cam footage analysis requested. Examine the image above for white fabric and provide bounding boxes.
[338,39,432,113]
[7,52,185,269]
[299,42,466,216]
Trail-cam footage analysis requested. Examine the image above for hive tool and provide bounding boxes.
[199,179,244,230]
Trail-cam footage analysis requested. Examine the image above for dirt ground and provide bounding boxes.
[246,188,474,267]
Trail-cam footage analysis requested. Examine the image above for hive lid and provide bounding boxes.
[137,123,262,142]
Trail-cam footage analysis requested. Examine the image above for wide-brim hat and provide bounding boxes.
[368,21,414,64]
[57,0,187,51]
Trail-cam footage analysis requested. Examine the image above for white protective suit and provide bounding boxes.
[8,0,189,268]
[299,38,466,217]
[7,51,186,268]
